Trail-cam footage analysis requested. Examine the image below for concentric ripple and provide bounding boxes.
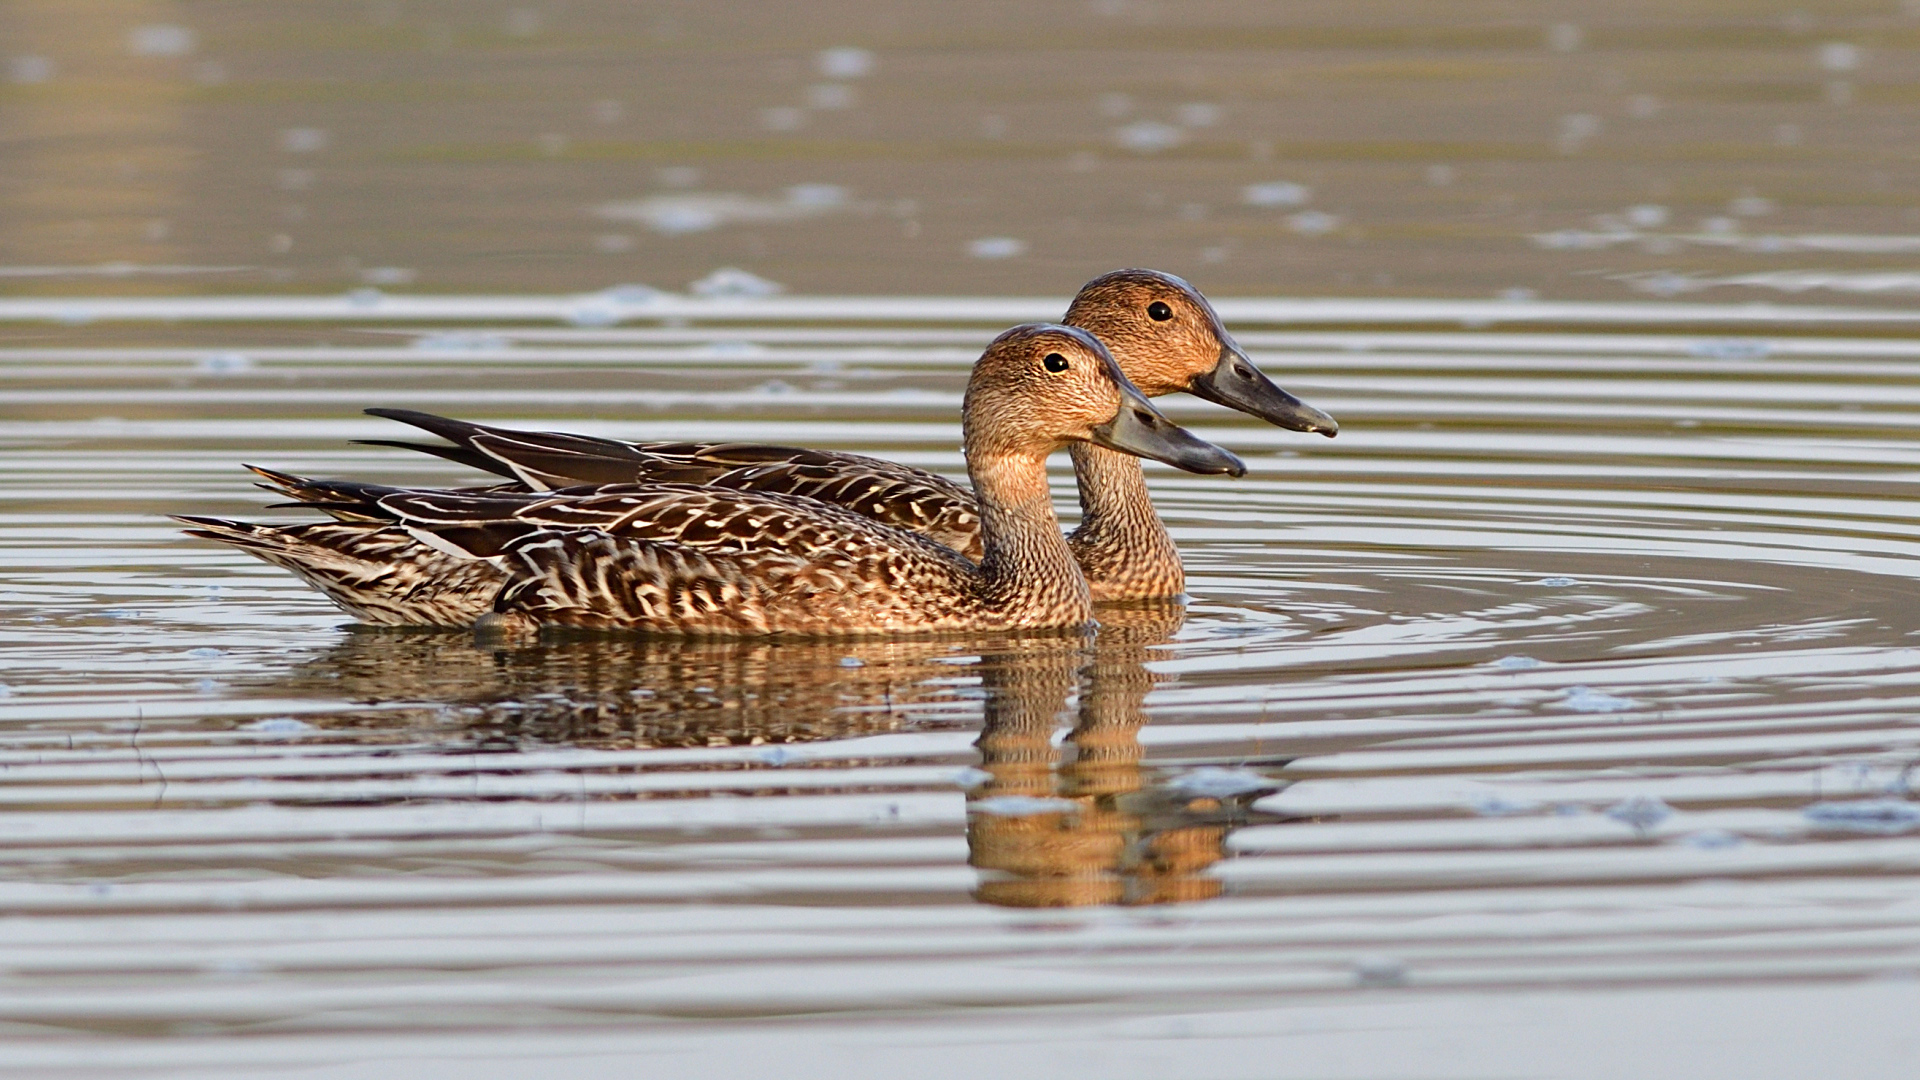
[3,301,1920,1075]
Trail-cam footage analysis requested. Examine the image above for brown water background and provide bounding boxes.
[6,0,1920,300]
[6,4,1920,1079]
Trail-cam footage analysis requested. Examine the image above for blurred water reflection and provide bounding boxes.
[969,604,1284,908]
[5,1,1919,299]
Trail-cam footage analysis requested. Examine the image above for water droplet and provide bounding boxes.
[1683,829,1743,849]
[1113,121,1185,154]
[969,795,1080,817]
[361,267,415,286]
[785,184,847,210]
[1470,793,1541,817]
[967,237,1026,259]
[1626,204,1669,228]
[1353,955,1407,987]
[1165,766,1279,800]
[196,353,252,375]
[1495,655,1542,670]
[760,107,805,132]
[1606,795,1672,830]
[1286,210,1340,236]
[1817,42,1862,73]
[1691,339,1769,359]
[244,717,314,734]
[279,127,329,153]
[948,767,992,789]
[8,55,56,84]
[755,746,798,767]
[1177,102,1221,127]
[1242,181,1311,208]
[816,47,874,79]
[1804,799,1920,833]
[689,267,783,298]
[1563,686,1636,713]
[128,24,196,57]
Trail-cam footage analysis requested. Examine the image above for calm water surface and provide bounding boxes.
[4,299,1920,1077]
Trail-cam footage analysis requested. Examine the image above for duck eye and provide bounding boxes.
[1043,352,1069,373]
[1147,301,1173,321]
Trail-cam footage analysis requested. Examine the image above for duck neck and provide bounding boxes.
[967,449,1094,626]
[1066,442,1183,599]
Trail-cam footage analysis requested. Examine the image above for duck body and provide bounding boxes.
[381,483,1072,636]
[354,270,1333,605]
[183,325,1247,636]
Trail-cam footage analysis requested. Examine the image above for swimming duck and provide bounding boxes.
[359,269,1336,602]
[182,324,1244,635]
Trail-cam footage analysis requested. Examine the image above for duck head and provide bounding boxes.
[962,324,1246,477]
[1063,268,1338,438]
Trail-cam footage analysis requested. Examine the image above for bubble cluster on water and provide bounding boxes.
[128,24,196,57]
[1113,121,1185,154]
[1804,799,1920,834]
[968,237,1026,260]
[690,268,783,298]
[241,718,315,735]
[1562,686,1636,713]
[1606,795,1674,831]
[195,353,253,375]
[1165,767,1279,800]
[1243,182,1311,208]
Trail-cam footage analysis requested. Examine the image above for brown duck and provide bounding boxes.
[182,325,1244,636]
[359,269,1336,602]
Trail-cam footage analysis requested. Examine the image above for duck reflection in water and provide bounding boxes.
[290,629,977,747]
[287,606,1284,907]
[968,603,1287,908]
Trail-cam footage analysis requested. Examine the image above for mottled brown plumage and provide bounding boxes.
[182,324,1245,636]
[364,269,1334,601]
[173,516,506,627]
[363,411,986,559]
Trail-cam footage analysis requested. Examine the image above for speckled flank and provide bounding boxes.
[182,324,1229,635]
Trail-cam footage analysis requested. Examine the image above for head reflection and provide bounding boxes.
[966,604,1282,908]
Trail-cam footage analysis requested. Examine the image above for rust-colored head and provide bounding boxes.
[962,324,1244,475]
[1064,269,1338,437]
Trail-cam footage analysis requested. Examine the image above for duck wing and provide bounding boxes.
[364,409,984,559]
[377,484,983,634]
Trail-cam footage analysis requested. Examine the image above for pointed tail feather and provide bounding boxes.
[351,437,515,478]
[242,465,409,522]
[173,514,502,627]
